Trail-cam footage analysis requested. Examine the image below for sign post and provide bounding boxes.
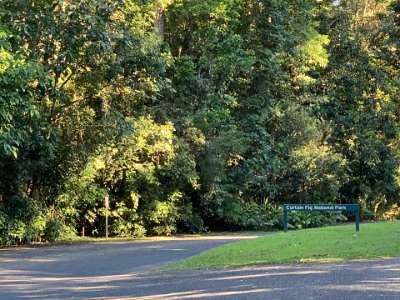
[283,204,360,232]
[105,195,109,239]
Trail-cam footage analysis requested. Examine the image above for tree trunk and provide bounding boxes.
[155,1,165,37]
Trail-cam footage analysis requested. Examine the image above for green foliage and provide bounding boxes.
[43,218,72,243]
[111,203,146,237]
[177,210,205,234]
[0,198,75,245]
[382,204,400,221]
[231,202,346,231]
[144,200,178,236]
[55,116,198,237]
[319,0,400,209]
[0,39,48,158]
[288,211,347,230]
[1,0,399,244]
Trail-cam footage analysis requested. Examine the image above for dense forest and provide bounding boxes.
[0,0,399,244]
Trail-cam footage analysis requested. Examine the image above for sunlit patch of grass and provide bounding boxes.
[164,221,400,270]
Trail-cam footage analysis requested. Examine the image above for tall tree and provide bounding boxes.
[319,0,400,212]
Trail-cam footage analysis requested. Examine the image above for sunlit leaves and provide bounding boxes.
[0,38,48,158]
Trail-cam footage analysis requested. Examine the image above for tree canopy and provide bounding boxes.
[0,0,399,244]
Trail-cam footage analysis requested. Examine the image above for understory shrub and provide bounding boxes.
[382,204,400,220]
[0,198,76,246]
[287,211,347,229]
[232,202,348,231]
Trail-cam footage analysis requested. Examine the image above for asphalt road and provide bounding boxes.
[0,234,399,299]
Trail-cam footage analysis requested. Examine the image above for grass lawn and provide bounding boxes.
[165,221,400,271]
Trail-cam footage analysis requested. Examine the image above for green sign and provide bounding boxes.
[283,204,360,232]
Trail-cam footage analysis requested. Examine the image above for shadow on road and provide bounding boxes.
[0,235,399,299]
[1,258,399,299]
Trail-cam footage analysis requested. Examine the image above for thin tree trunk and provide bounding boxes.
[155,1,165,37]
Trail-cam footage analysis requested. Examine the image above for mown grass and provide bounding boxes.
[165,221,400,270]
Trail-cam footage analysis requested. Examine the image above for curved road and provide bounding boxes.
[0,234,399,299]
